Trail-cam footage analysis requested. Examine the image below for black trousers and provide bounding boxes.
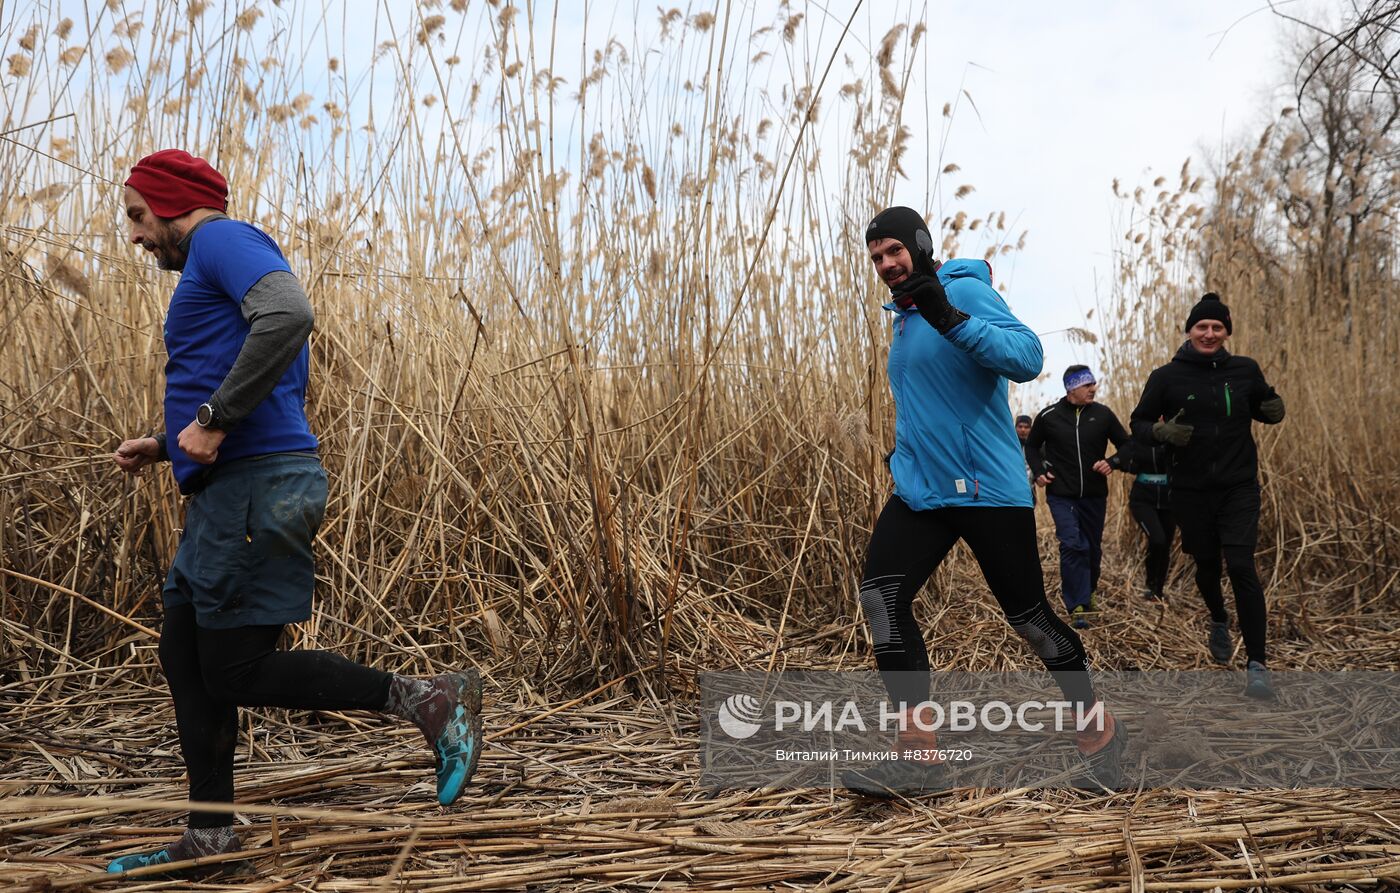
[1171,482,1268,665]
[1129,500,1176,596]
[857,496,1095,710]
[158,602,394,827]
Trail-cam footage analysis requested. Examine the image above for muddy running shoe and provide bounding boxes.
[1142,587,1164,602]
[107,827,249,879]
[841,759,951,798]
[1070,606,1090,629]
[430,670,485,805]
[1244,661,1276,701]
[1087,591,1100,612]
[387,669,485,806]
[1075,712,1127,791]
[1208,621,1232,665]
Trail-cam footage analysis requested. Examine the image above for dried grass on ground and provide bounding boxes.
[1,1,1397,890]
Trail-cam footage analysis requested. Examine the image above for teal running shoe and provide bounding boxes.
[106,828,247,878]
[432,670,484,806]
[107,846,174,874]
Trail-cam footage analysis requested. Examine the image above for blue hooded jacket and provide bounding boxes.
[885,259,1042,510]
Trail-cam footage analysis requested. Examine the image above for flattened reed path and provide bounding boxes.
[2,690,1398,891]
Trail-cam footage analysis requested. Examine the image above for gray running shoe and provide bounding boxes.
[1244,661,1276,700]
[1075,717,1128,791]
[841,759,951,798]
[1208,621,1232,665]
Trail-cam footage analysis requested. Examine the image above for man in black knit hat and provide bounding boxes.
[1129,293,1285,697]
[843,205,1126,796]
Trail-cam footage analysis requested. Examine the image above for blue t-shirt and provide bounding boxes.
[163,218,318,491]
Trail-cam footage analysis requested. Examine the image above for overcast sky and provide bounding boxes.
[864,1,1299,409]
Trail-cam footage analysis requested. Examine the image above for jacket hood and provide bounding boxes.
[937,258,994,287]
[1173,340,1232,365]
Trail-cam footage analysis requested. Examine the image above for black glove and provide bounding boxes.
[1258,390,1285,423]
[891,273,969,335]
[1153,409,1193,447]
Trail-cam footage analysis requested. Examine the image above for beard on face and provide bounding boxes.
[145,219,187,271]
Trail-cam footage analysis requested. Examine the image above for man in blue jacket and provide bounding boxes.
[845,207,1124,797]
[107,150,484,877]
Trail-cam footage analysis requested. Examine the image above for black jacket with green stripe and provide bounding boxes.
[1129,343,1281,492]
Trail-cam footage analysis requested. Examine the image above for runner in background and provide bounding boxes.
[1024,367,1131,628]
[1129,293,1285,696]
[1106,439,1174,602]
[1015,414,1036,505]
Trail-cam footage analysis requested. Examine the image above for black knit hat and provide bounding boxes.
[864,206,938,275]
[1015,415,1032,425]
[1184,292,1232,334]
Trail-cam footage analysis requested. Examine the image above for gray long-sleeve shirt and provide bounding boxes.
[208,269,315,427]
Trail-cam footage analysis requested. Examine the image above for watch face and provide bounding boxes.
[197,403,213,426]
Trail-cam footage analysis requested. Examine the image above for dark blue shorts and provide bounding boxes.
[163,452,327,629]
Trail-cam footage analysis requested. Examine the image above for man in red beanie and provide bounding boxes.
[109,150,485,878]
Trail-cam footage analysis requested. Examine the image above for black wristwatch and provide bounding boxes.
[196,402,222,430]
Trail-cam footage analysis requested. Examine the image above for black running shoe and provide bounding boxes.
[1244,661,1276,700]
[1208,621,1232,665]
[841,759,951,798]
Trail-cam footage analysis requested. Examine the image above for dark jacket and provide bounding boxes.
[1129,343,1281,491]
[1107,440,1170,509]
[1024,398,1130,499]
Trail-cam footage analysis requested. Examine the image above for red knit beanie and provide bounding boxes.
[124,149,228,218]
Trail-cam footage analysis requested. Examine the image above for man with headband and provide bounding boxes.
[109,149,484,877]
[1024,365,1131,628]
[843,206,1126,797]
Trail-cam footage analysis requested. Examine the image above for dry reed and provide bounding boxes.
[1,1,1397,890]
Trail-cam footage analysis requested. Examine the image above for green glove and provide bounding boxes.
[1153,409,1193,447]
[1259,392,1285,423]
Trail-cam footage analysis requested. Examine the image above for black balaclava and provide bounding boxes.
[1184,292,1233,334]
[864,206,939,278]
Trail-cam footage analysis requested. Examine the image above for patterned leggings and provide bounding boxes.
[857,496,1095,709]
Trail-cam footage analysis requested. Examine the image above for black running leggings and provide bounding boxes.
[1172,483,1268,665]
[1129,501,1176,596]
[158,603,394,827]
[857,497,1095,710]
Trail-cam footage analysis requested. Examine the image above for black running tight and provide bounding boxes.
[158,603,393,827]
[1129,501,1176,596]
[1172,483,1269,665]
[857,496,1095,710]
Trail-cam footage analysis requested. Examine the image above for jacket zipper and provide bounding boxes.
[1075,407,1084,498]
